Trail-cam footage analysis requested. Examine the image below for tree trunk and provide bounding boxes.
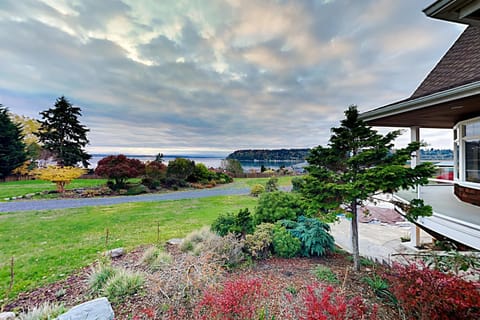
[351,199,361,271]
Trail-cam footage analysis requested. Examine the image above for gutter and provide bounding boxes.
[359,80,480,122]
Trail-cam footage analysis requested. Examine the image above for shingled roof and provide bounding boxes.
[410,25,480,99]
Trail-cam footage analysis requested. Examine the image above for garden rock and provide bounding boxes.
[56,297,114,320]
[106,247,124,258]
[0,312,15,320]
[167,238,183,245]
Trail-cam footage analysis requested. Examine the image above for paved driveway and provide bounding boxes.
[0,187,250,213]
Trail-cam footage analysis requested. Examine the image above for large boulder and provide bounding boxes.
[0,312,15,320]
[56,297,114,320]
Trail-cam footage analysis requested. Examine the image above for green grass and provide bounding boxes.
[0,195,257,301]
[0,179,108,200]
[231,176,293,188]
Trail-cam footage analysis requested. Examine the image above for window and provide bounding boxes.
[459,118,480,183]
[465,140,480,182]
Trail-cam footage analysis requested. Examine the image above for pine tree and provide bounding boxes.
[37,96,91,167]
[0,105,27,178]
[302,105,435,271]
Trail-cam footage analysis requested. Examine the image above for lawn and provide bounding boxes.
[231,176,293,188]
[0,179,108,200]
[0,195,258,301]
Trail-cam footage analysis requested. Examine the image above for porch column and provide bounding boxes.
[410,126,421,247]
[410,126,420,169]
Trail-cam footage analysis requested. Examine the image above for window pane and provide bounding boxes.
[465,121,480,137]
[465,140,480,183]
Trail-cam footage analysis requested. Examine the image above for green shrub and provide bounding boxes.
[166,158,195,181]
[254,191,305,225]
[18,302,67,320]
[291,176,305,192]
[126,184,148,195]
[141,246,172,271]
[104,269,145,303]
[272,225,301,258]
[265,177,279,192]
[312,265,339,284]
[163,177,188,189]
[189,163,215,183]
[214,172,233,184]
[281,216,334,257]
[245,223,275,259]
[250,184,265,197]
[211,208,253,237]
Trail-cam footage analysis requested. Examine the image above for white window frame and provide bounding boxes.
[454,116,480,189]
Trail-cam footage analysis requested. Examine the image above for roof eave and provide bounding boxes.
[359,80,480,123]
[423,0,480,25]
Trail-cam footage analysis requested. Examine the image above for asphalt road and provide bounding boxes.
[0,187,251,213]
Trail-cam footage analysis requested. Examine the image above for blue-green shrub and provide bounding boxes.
[281,216,334,257]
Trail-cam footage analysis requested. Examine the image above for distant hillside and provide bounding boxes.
[227,148,310,161]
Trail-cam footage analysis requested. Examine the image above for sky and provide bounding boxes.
[0,0,466,156]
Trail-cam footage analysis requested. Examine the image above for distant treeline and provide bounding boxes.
[227,148,311,161]
[420,148,453,160]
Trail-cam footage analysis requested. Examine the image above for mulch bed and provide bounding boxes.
[4,245,400,319]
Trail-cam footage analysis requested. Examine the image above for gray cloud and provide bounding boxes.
[0,0,463,155]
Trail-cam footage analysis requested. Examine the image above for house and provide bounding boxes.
[359,0,480,249]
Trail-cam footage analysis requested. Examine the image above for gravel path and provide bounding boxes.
[0,186,250,213]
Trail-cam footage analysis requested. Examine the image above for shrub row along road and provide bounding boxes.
[0,186,251,212]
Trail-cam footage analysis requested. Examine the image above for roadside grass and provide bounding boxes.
[0,176,294,201]
[0,195,257,301]
[0,179,108,200]
[231,176,293,188]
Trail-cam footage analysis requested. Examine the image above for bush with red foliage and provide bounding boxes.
[385,263,480,320]
[95,154,145,189]
[195,277,268,320]
[297,284,378,320]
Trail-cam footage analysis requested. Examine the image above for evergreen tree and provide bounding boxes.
[37,96,91,167]
[302,106,435,271]
[0,105,27,178]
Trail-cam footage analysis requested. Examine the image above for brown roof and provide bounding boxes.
[411,25,480,99]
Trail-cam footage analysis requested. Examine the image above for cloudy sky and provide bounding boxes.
[0,0,465,156]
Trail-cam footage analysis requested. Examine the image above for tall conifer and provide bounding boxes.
[0,105,27,178]
[302,106,434,271]
[37,96,91,167]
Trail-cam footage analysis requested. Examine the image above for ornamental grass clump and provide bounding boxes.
[88,264,117,295]
[88,264,144,304]
[18,302,67,320]
[103,269,145,304]
[141,246,173,271]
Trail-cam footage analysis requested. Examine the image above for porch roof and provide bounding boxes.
[359,25,480,129]
[359,81,480,128]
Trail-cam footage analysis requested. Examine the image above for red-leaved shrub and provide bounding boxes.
[386,263,480,320]
[195,277,268,320]
[297,284,378,320]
